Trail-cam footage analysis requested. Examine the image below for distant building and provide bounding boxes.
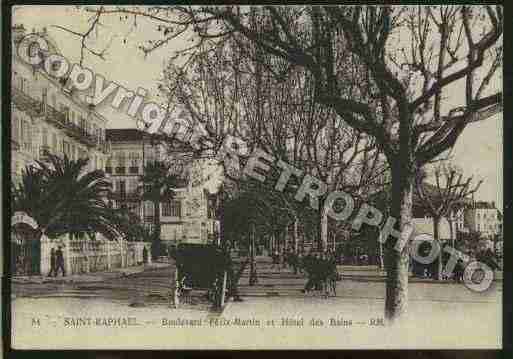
[412,183,467,241]
[105,129,222,246]
[464,201,502,239]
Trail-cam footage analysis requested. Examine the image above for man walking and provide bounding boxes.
[55,246,66,277]
[48,248,56,277]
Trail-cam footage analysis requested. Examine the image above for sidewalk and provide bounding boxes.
[11,261,171,285]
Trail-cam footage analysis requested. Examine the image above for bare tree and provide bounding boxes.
[62,4,502,322]
[415,163,482,279]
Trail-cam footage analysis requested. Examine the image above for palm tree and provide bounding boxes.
[139,160,181,258]
[12,154,122,241]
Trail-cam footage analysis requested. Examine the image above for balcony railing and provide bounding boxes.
[129,166,139,174]
[11,87,103,149]
[115,167,126,174]
[109,191,140,200]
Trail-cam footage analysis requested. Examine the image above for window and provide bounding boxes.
[116,152,126,174]
[28,42,39,58]
[129,152,140,173]
[144,201,154,217]
[79,116,86,132]
[63,141,70,157]
[105,156,112,174]
[163,200,181,217]
[12,116,19,142]
[93,124,99,143]
[60,104,70,122]
[78,148,87,160]
[117,180,126,196]
[52,133,58,151]
[18,77,27,93]
[20,120,31,151]
[208,198,216,219]
[131,203,141,217]
[129,152,139,166]
[116,152,126,167]
[42,127,48,147]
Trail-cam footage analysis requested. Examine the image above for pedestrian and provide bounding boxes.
[297,252,304,275]
[48,248,56,277]
[301,251,316,293]
[312,252,323,292]
[55,246,66,277]
[290,251,299,275]
[281,249,289,270]
[328,252,339,296]
[271,249,280,271]
[143,246,148,264]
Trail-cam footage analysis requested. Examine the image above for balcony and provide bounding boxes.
[11,86,44,118]
[129,166,139,174]
[105,167,112,174]
[144,216,155,224]
[115,167,126,174]
[109,191,140,201]
[11,87,98,148]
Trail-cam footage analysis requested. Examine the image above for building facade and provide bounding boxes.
[105,129,222,247]
[11,24,109,183]
[463,201,502,239]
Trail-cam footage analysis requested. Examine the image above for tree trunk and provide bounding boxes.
[385,163,413,322]
[219,188,225,249]
[319,205,328,252]
[153,201,161,259]
[249,224,258,286]
[433,216,442,280]
[378,240,384,270]
[447,217,455,248]
[293,216,299,253]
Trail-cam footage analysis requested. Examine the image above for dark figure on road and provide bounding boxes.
[290,251,299,274]
[326,252,338,296]
[282,249,290,270]
[453,259,465,282]
[297,252,304,274]
[271,250,281,271]
[55,246,66,277]
[143,246,148,264]
[48,248,56,277]
[303,252,322,293]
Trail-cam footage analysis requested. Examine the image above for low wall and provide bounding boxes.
[40,236,152,276]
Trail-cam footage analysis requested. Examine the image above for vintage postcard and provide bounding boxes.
[8,4,503,350]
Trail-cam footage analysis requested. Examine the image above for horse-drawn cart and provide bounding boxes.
[171,243,232,309]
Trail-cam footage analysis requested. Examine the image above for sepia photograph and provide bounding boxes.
[7,4,504,350]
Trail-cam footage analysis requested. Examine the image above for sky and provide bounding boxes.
[12,5,503,209]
